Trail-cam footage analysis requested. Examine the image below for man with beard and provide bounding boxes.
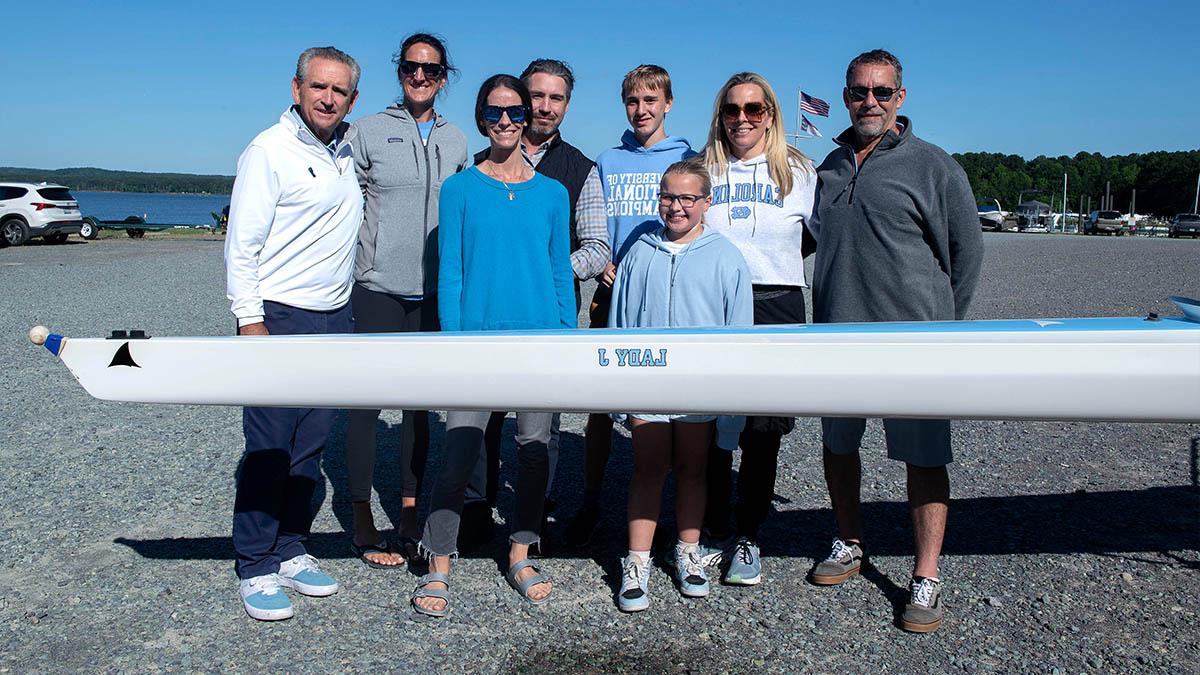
[465,59,608,550]
[807,49,982,634]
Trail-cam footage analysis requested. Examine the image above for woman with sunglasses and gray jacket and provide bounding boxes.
[345,33,468,569]
[410,74,574,617]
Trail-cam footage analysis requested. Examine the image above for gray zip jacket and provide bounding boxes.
[352,105,469,297]
[810,116,983,323]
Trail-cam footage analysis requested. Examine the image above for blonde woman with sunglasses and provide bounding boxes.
[698,72,817,587]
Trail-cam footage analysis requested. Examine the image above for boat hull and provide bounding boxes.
[45,317,1200,423]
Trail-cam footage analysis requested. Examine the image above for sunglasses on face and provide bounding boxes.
[481,105,528,125]
[847,86,899,103]
[399,60,446,79]
[658,192,705,208]
[720,102,771,123]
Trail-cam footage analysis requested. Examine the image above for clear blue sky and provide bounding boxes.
[6,0,1197,175]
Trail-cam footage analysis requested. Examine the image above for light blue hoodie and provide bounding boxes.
[609,225,752,448]
[595,131,696,264]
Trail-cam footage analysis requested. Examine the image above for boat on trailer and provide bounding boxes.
[30,298,1200,424]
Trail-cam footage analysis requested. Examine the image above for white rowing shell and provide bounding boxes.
[38,311,1200,423]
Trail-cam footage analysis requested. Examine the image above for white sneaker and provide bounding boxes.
[239,574,293,621]
[278,554,339,597]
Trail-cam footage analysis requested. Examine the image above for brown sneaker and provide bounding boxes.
[810,538,865,585]
[900,576,944,633]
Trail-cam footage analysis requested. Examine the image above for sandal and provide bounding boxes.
[350,538,405,570]
[411,573,451,617]
[506,559,551,606]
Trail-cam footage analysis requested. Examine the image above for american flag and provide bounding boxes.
[800,91,830,117]
[800,115,822,138]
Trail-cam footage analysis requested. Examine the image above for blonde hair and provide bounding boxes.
[703,72,812,198]
[660,157,712,196]
[621,64,673,101]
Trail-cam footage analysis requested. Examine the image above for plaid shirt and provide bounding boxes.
[523,140,610,281]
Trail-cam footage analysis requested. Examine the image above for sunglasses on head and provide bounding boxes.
[847,86,899,102]
[720,102,771,123]
[482,105,528,125]
[399,60,446,79]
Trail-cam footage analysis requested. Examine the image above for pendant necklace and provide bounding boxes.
[485,161,523,201]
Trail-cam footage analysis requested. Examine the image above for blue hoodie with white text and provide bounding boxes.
[595,131,696,264]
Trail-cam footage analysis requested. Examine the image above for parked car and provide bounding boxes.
[1168,213,1200,239]
[0,182,84,246]
[1084,210,1124,235]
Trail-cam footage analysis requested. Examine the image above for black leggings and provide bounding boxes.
[344,284,437,502]
[704,285,805,541]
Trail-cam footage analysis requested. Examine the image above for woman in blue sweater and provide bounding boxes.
[412,74,574,617]
[608,158,753,612]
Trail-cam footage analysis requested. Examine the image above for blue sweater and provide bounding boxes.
[595,132,696,265]
[438,167,575,331]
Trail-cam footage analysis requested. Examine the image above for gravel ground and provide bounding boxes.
[1,233,1198,673]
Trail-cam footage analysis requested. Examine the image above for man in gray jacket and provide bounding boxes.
[807,49,983,634]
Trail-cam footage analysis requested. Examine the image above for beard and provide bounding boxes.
[528,116,561,138]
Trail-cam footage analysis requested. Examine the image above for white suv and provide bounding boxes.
[0,182,84,246]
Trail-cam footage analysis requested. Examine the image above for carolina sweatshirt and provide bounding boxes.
[706,154,817,287]
[225,107,362,326]
[810,116,983,323]
[609,226,753,448]
[595,131,696,264]
[437,167,575,332]
[352,105,469,298]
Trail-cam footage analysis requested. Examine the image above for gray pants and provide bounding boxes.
[422,410,554,557]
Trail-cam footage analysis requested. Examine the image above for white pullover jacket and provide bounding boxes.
[706,154,816,287]
[225,107,362,326]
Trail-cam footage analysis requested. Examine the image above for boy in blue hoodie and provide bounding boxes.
[608,158,752,611]
[564,64,698,546]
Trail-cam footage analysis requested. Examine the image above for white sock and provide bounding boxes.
[676,539,699,554]
[628,550,650,565]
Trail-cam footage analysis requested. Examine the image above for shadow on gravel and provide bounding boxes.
[114,485,1199,569]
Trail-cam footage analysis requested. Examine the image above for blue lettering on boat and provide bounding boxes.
[599,347,668,367]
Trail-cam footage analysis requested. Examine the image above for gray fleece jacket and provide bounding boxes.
[352,105,469,297]
[810,116,982,323]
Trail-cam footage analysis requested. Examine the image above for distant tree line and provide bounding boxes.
[5,150,1200,215]
[953,150,1200,217]
[0,167,233,195]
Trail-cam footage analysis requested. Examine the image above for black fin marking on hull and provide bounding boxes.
[108,342,140,368]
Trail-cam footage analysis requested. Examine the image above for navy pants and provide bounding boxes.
[233,300,353,580]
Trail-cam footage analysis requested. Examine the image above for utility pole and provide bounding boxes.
[1130,189,1137,232]
[1194,172,1199,213]
[1105,181,1111,211]
[1062,173,1068,232]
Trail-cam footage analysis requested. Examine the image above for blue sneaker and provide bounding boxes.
[239,574,293,621]
[617,555,651,613]
[724,537,762,586]
[697,534,733,568]
[671,544,710,598]
[278,554,339,597]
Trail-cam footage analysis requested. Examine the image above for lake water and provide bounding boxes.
[74,191,231,225]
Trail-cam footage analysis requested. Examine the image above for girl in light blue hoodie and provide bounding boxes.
[608,159,753,612]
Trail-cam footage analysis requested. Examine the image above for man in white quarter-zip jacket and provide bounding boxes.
[224,46,362,622]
